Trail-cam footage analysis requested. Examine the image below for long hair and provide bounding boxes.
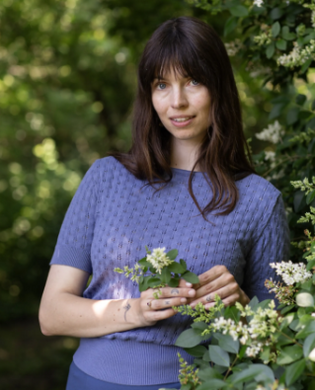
[112,16,255,217]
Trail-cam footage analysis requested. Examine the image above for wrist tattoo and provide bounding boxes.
[171,288,179,295]
[123,301,131,322]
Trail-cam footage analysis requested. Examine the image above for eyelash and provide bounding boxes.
[156,80,200,90]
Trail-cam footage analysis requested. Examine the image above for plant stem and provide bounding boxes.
[280,331,303,347]
[224,355,239,380]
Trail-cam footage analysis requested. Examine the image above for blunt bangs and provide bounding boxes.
[139,22,210,91]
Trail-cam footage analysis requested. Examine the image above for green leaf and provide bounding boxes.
[179,259,187,272]
[266,43,275,59]
[224,305,241,322]
[197,379,227,390]
[272,22,281,37]
[296,320,315,338]
[168,261,185,274]
[303,333,315,357]
[277,328,296,346]
[138,258,151,269]
[198,366,223,381]
[191,321,208,331]
[181,271,199,284]
[277,345,304,365]
[312,99,315,111]
[296,292,314,308]
[294,191,306,213]
[282,26,296,41]
[168,276,180,287]
[306,190,315,205]
[296,94,307,106]
[147,276,161,288]
[139,275,151,292]
[230,5,248,17]
[183,345,207,357]
[214,333,240,354]
[301,58,312,74]
[175,328,205,348]
[276,39,287,50]
[209,345,230,367]
[166,249,178,260]
[224,16,238,36]
[271,8,284,20]
[286,107,300,125]
[160,267,171,284]
[306,259,315,271]
[281,305,295,315]
[285,359,306,386]
[233,364,274,384]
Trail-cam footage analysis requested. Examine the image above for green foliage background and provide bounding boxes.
[1,0,315,388]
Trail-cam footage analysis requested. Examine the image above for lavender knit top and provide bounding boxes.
[50,156,290,385]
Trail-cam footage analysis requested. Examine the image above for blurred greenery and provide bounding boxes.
[1,0,314,388]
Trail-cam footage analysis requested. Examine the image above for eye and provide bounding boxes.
[157,83,167,90]
[190,80,200,86]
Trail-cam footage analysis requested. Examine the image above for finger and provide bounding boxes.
[177,278,193,288]
[204,293,241,309]
[149,296,188,311]
[198,265,229,286]
[192,273,233,301]
[190,281,240,307]
[150,286,196,299]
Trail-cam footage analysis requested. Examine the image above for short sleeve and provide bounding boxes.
[49,160,101,274]
[242,195,290,302]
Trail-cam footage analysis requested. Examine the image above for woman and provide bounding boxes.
[39,17,290,389]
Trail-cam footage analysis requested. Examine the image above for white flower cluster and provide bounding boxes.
[254,0,264,7]
[225,39,242,56]
[270,261,312,285]
[209,301,280,359]
[277,40,315,68]
[256,121,284,144]
[146,247,173,274]
[264,151,276,162]
[254,31,272,46]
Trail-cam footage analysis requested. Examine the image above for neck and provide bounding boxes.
[170,139,201,171]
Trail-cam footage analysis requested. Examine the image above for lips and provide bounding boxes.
[169,115,195,127]
[170,116,195,122]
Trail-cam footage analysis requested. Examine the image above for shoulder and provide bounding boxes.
[234,174,283,223]
[236,173,281,202]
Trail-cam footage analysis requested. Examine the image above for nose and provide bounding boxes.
[171,87,188,109]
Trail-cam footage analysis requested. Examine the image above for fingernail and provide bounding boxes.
[186,282,192,287]
[180,298,187,303]
[188,289,195,296]
[190,302,196,308]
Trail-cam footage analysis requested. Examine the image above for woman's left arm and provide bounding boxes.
[186,194,290,308]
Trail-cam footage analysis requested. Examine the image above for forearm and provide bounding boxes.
[39,293,142,338]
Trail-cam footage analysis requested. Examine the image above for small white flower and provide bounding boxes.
[146,247,173,274]
[254,0,264,7]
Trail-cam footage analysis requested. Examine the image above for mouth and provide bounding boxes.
[170,116,195,122]
[169,116,195,127]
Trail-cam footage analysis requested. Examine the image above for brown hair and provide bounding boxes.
[111,16,255,217]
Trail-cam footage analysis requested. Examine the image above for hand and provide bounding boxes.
[137,285,196,326]
[188,265,250,309]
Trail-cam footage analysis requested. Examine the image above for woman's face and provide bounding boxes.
[151,69,212,147]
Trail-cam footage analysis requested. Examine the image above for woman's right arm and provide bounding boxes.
[39,264,195,338]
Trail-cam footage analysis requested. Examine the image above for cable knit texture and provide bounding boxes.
[50,156,290,385]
